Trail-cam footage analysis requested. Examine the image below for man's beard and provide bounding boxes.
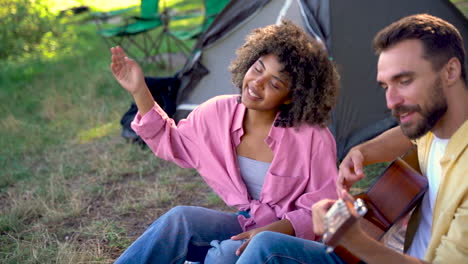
[392,77,447,139]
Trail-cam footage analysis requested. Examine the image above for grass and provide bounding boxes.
[452,0,468,17]
[0,15,379,260]
[0,0,229,263]
[350,162,390,194]
[1,0,466,263]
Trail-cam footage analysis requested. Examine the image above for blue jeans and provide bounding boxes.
[114,206,245,264]
[236,231,347,264]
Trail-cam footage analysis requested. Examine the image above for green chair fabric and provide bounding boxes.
[96,0,171,69]
[203,0,230,31]
[140,0,159,19]
[91,6,138,22]
[99,18,163,37]
[96,0,222,70]
[97,0,162,38]
[171,0,230,40]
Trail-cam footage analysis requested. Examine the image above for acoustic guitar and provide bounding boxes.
[323,148,428,264]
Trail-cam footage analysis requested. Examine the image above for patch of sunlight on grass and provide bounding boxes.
[46,0,202,14]
[1,115,24,133]
[77,122,119,143]
[45,0,140,13]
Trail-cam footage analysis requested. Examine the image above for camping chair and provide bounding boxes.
[96,0,198,69]
[171,0,230,41]
[91,5,138,24]
[96,0,162,60]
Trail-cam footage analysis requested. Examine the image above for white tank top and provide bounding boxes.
[237,155,271,200]
[407,136,449,258]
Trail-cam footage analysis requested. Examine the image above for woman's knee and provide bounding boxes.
[205,239,243,264]
[165,205,198,219]
[243,231,293,256]
[149,206,196,230]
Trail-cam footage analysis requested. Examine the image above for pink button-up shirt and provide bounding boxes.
[132,95,338,240]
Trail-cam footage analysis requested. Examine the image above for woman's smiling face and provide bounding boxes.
[241,54,291,113]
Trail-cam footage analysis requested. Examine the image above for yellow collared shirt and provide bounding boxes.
[414,121,468,263]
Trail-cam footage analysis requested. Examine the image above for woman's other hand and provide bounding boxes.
[110,46,146,95]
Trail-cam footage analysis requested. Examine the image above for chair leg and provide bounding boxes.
[165,30,174,71]
[147,29,192,72]
[167,31,192,55]
[100,26,192,72]
[123,32,165,69]
[148,29,169,68]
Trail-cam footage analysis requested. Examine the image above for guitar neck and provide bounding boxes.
[323,156,428,263]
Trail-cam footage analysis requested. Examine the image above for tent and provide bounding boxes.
[170,0,468,160]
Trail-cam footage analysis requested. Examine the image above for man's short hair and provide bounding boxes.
[373,14,466,83]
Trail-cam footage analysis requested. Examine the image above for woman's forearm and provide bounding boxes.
[132,85,155,116]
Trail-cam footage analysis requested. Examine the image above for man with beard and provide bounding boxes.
[235,14,468,264]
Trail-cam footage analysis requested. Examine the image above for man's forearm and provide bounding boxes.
[341,229,429,264]
[356,126,413,166]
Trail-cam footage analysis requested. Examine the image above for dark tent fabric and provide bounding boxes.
[121,76,180,144]
[169,0,467,160]
[327,0,468,159]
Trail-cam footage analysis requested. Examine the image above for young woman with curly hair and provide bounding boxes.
[111,20,339,264]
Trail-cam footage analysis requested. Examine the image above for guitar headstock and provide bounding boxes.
[323,198,368,252]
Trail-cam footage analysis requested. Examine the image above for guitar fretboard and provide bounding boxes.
[325,199,351,234]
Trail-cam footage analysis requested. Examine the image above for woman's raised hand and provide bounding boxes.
[110,46,146,95]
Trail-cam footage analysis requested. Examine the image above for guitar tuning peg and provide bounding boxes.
[354,198,368,217]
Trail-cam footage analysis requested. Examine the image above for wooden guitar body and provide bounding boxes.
[327,149,428,264]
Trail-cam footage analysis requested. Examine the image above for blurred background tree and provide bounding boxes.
[0,0,67,60]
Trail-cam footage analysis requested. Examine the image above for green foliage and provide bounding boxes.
[0,0,205,262]
[0,0,66,60]
[0,22,128,190]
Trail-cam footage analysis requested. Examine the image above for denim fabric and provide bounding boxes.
[114,206,244,264]
[205,239,244,264]
[236,231,347,264]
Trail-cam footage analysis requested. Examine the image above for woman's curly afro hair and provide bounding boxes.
[229,20,339,128]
